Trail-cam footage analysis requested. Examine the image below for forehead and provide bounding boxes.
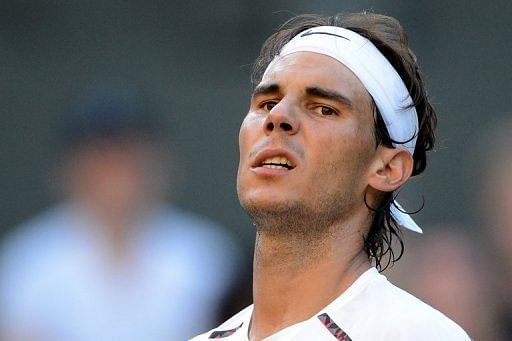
[261,52,371,104]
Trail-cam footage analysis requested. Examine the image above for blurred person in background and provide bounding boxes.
[387,226,500,340]
[0,82,241,341]
[476,117,512,338]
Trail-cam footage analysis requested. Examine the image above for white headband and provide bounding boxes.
[266,26,422,233]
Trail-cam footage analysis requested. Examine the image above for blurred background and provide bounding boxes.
[0,0,511,340]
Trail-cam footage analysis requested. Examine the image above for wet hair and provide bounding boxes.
[251,13,437,271]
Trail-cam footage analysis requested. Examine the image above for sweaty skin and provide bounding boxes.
[236,52,411,340]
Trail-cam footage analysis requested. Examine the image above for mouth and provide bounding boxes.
[259,156,294,170]
[251,149,297,172]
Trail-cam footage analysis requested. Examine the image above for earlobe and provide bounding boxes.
[367,147,414,193]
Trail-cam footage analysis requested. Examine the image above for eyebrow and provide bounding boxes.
[251,84,354,109]
[252,83,281,98]
[306,87,354,109]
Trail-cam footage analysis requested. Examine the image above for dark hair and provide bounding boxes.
[251,13,437,271]
[62,81,159,148]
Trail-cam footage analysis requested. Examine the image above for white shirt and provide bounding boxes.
[192,268,471,340]
[0,203,240,341]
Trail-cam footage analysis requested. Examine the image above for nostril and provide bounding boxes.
[280,122,292,131]
[266,122,274,131]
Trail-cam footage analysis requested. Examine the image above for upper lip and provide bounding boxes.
[251,148,298,170]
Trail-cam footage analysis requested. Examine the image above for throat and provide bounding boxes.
[248,202,373,340]
[250,231,330,340]
[254,228,329,271]
[250,229,370,340]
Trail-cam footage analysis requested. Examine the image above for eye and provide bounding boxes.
[313,105,338,116]
[261,101,277,112]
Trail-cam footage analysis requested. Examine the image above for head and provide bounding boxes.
[57,84,168,224]
[237,13,436,270]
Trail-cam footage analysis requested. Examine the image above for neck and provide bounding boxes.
[249,214,371,340]
[78,200,143,267]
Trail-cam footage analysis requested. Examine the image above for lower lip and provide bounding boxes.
[250,166,294,175]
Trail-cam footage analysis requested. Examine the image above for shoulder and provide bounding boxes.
[0,205,82,313]
[149,205,238,247]
[0,205,75,262]
[147,205,243,269]
[189,305,253,340]
[329,269,471,340]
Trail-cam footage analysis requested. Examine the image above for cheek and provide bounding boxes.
[238,118,251,162]
[307,124,375,187]
[238,114,259,171]
[239,113,261,151]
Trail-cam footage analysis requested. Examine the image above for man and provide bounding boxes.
[193,12,470,340]
[0,84,240,341]
[476,117,512,338]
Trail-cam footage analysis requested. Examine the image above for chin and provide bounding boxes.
[239,186,289,208]
[239,190,305,221]
[239,195,331,236]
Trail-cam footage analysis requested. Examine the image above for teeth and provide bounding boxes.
[262,156,291,166]
[262,164,287,169]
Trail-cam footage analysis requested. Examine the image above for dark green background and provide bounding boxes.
[1,0,511,247]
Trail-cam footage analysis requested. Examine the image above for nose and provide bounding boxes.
[263,102,300,136]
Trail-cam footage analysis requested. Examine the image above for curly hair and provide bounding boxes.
[251,13,437,271]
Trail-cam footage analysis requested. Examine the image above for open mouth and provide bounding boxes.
[259,156,294,170]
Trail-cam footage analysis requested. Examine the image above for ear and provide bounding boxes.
[367,147,414,192]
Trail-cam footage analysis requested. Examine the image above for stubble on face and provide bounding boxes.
[240,152,365,240]
[241,152,375,271]
[237,52,377,262]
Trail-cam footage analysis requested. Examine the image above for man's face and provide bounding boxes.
[67,138,158,218]
[237,52,379,228]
